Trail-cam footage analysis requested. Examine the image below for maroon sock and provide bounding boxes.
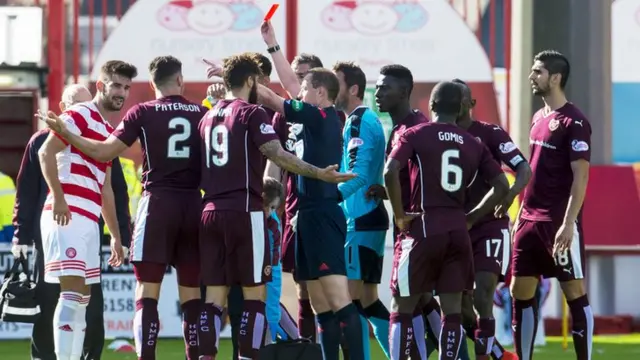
[513,297,538,360]
[474,318,495,356]
[298,299,316,341]
[440,314,464,360]
[181,299,201,360]
[567,295,593,360]
[135,298,160,360]
[198,303,222,356]
[238,300,267,359]
[390,312,414,360]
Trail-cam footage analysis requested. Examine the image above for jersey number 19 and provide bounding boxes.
[204,124,229,167]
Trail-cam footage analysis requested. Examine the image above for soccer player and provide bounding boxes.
[384,81,510,360]
[373,64,455,359]
[40,56,206,360]
[263,49,325,343]
[197,53,355,360]
[453,79,530,360]
[36,61,133,360]
[333,61,390,360]
[511,50,593,360]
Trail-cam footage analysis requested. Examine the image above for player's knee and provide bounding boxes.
[360,283,379,307]
[204,286,227,306]
[58,276,89,294]
[510,276,539,300]
[307,281,331,313]
[242,285,265,301]
[178,286,201,303]
[391,295,419,314]
[439,293,463,315]
[296,281,309,299]
[347,279,363,300]
[559,279,586,301]
[136,281,161,300]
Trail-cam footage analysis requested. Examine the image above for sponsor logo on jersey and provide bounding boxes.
[499,141,517,154]
[260,123,276,134]
[291,100,303,112]
[510,154,524,167]
[571,140,589,152]
[347,137,364,150]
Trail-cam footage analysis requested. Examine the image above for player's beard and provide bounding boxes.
[248,81,258,104]
[101,92,124,111]
[336,93,348,112]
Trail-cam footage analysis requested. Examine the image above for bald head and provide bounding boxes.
[60,84,92,112]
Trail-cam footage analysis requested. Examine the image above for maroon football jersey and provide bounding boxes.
[386,110,429,211]
[521,103,591,222]
[389,122,503,234]
[270,107,299,222]
[112,95,206,190]
[465,121,527,224]
[199,99,279,211]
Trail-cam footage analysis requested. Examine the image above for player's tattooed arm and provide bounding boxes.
[264,159,284,183]
[260,140,356,183]
[467,173,510,227]
[257,84,286,115]
[260,140,319,178]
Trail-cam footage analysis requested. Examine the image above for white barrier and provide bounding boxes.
[0,244,232,340]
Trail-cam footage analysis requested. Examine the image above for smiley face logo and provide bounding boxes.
[187,0,236,35]
[350,3,399,35]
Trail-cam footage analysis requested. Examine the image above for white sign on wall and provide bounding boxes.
[297,0,493,82]
[612,0,640,82]
[90,0,287,82]
[0,245,231,340]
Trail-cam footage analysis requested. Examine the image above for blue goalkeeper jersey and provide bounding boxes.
[339,106,388,232]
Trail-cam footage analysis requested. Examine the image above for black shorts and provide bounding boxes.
[295,204,347,281]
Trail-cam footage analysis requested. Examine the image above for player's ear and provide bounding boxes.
[349,84,358,97]
[95,80,104,93]
[148,80,156,92]
[59,101,66,112]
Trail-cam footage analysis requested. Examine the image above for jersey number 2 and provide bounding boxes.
[204,124,229,167]
[441,149,462,192]
[168,117,191,158]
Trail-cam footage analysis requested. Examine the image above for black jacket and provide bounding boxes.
[12,129,131,247]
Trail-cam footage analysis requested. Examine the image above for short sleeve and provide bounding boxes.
[53,110,85,145]
[478,145,504,181]
[249,107,279,148]
[567,118,591,162]
[388,132,415,168]
[490,127,527,170]
[271,112,289,146]
[111,105,143,147]
[282,99,322,125]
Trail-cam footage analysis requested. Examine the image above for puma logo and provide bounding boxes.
[575,120,584,127]
[563,268,572,274]
[572,330,584,337]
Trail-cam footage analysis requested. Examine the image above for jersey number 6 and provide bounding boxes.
[441,149,462,192]
[204,124,229,167]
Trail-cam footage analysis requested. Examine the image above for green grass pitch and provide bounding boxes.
[1,335,639,359]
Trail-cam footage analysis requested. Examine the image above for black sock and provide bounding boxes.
[363,299,390,320]
[317,311,341,360]
[335,303,365,360]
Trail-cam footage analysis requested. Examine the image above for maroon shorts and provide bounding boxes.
[469,219,511,279]
[199,210,271,286]
[512,218,586,281]
[280,222,296,273]
[390,221,472,296]
[130,190,201,287]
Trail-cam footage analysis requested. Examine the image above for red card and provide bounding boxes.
[264,4,279,21]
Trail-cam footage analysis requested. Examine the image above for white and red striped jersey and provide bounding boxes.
[43,101,113,223]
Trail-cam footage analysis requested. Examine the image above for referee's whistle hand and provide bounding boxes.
[318,164,357,183]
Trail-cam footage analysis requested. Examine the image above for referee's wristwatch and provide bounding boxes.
[267,44,280,54]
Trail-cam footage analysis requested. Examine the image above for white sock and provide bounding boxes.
[54,291,82,360]
[71,295,90,358]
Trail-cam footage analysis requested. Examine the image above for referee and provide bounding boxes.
[11,84,132,360]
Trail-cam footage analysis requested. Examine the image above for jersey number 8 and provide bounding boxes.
[204,124,229,167]
[168,117,191,158]
[441,149,462,192]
